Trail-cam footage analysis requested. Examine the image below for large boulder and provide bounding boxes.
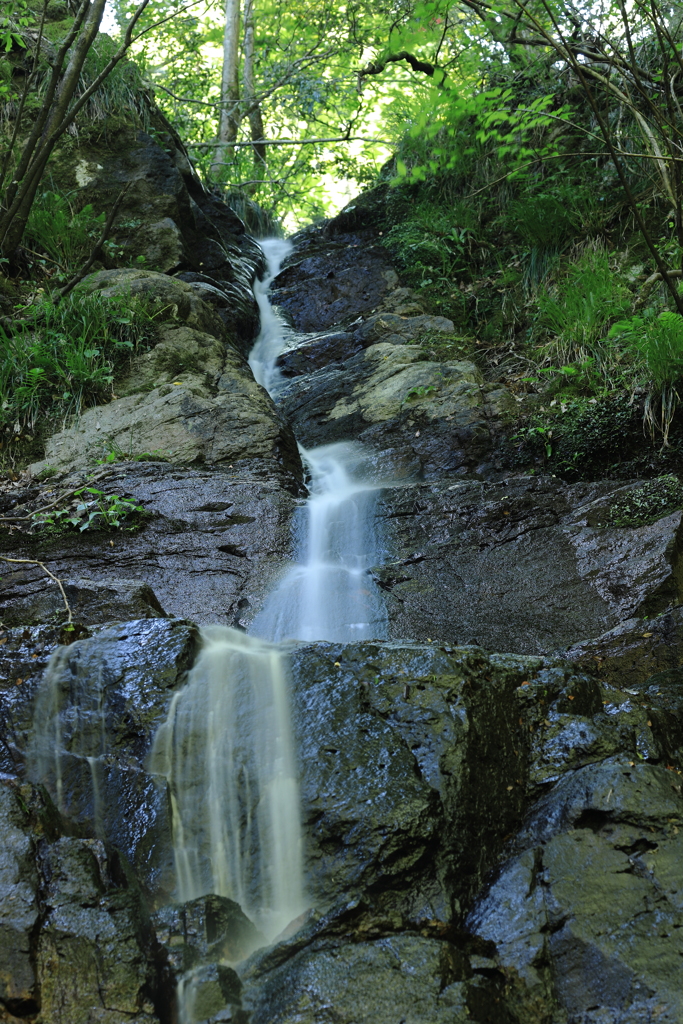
[278,343,514,478]
[49,116,262,346]
[30,270,300,481]
[23,619,199,897]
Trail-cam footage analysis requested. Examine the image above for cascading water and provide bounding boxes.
[248,239,389,644]
[30,237,391,1024]
[251,441,389,642]
[149,627,303,938]
[248,237,293,394]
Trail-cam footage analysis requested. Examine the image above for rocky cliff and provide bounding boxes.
[1,122,683,1024]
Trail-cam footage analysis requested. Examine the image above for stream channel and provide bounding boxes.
[33,238,394,1024]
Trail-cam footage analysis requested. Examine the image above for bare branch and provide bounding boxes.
[0,558,72,623]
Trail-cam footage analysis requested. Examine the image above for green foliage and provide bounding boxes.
[414,330,475,362]
[609,311,683,391]
[605,476,683,528]
[537,251,632,367]
[0,291,158,444]
[24,191,106,280]
[404,383,438,401]
[31,485,148,532]
[609,309,683,443]
[511,395,641,479]
[78,42,150,127]
[95,439,169,464]
[380,199,478,309]
[0,0,29,55]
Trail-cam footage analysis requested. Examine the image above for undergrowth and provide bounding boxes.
[374,156,683,468]
[0,290,159,467]
[605,477,683,528]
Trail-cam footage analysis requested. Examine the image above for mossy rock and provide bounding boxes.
[605,475,683,527]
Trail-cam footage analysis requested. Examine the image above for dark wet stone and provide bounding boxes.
[239,914,515,1024]
[372,476,683,654]
[0,780,164,1024]
[468,760,683,1024]
[0,576,166,628]
[27,618,199,898]
[0,465,300,628]
[277,329,360,377]
[269,232,396,333]
[0,624,63,778]
[152,894,264,974]
[564,606,683,689]
[289,641,562,914]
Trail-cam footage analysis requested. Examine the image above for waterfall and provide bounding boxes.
[251,441,389,642]
[248,237,293,394]
[29,645,108,836]
[249,240,389,644]
[29,236,391,1024]
[149,627,303,939]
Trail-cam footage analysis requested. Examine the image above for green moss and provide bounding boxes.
[606,476,683,527]
[411,330,477,362]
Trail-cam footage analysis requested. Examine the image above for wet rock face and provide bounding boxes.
[3,626,683,1022]
[15,619,199,898]
[236,640,683,1024]
[240,929,508,1024]
[276,342,514,480]
[372,476,683,654]
[55,123,262,343]
[269,231,397,332]
[469,761,683,1024]
[0,465,301,629]
[0,781,164,1024]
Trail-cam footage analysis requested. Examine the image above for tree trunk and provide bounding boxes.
[210,0,241,179]
[0,0,151,259]
[243,0,266,186]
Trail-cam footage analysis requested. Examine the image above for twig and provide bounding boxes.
[0,557,72,623]
[189,135,392,148]
[57,182,132,299]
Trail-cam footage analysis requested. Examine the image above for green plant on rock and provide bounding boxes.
[31,485,147,532]
[95,438,169,464]
[24,191,108,280]
[0,289,158,461]
[510,394,641,479]
[405,383,438,402]
[413,330,475,362]
[606,476,683,528]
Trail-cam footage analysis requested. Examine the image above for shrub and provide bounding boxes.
[606,476,683,527]
[24,191,108,280]
[609,310,683,443]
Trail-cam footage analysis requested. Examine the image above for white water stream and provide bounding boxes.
[31,238,391,1024]
[165,239,389,1019]
[250,239,389,644]
[149,628,303,939]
